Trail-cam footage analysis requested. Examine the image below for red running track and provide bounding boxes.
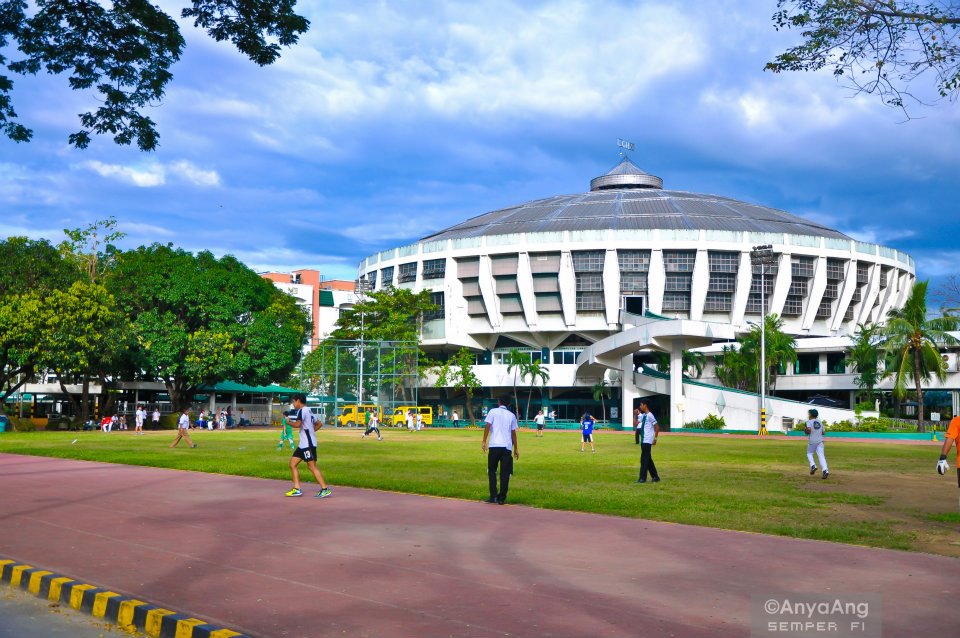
[0,453,957,638]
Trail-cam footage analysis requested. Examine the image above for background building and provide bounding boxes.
[260,270,358,349]
[356,158,942,428]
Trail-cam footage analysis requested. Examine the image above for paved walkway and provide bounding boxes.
[0,453,957,638]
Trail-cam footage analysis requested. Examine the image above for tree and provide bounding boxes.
[766,1,960,112]
[654,350,706,378]
[435,348,482,426]
[329,287,437,404]
[60,217,125,284]
[1,1,310,150]
[521,359,550,421]
[108,244,309,409]
[712,315,797,394]
[591,379,611,422]
[934,274,960,312]
[0,237,78,403]
[845,322,885,401]
[882,280,959,431]
[504,349,527,417]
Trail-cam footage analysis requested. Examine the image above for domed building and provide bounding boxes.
[358,158,917,427]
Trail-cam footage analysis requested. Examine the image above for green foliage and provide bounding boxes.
[882,281,960,430]
[855,401,875,413]
[504,349,527,414]
[591,379,611,421]
[765,1,960,111]
[521,359,550,420]
[1,1,309,149]
[714,314,797,393]
[108,244,309,409]
[846,322,885,400]
[686,413,727,430]
[59,217,125,284]
[435,347,481,424]
[654,350,706,378]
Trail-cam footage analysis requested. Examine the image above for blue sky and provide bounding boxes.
[1,0,957,288]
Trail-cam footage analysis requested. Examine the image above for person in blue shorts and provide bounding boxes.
[580,412,596,453]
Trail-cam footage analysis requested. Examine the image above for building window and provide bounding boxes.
[795,354,820,375]
[575,273,603,291]
[397,262,417,283]
[823,282,839,299]
[851,288,862,304]
[620,272,648,294]
[424,291,444,321]
[618,250,651,272]
[791,256,815,278]
[365,271,378,288]
[664,273,692,292]
[827,352,846,374]
[826,258,845,280]
[844,306,855,321]
[782,296,803,316]
[380,266,394,286]
[662,292,690,311]
[708,251,739,273]
[750,275,775,295]
[572,250,604,272]
[552,349,584,365]
[787,279,808,296]
[663,250,696,273]
[816,299,833,318]
[422,259,446,280]
[857,264,870,284]
[704,292,732,312]
[576,292,604,311]
[708,273,736,293]
[745,293,766,314]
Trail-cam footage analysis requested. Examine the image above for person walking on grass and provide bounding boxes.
[481,398,519,505]
[151,408,160,429]
[936,414,960,511]
[285,394,331,499]
[633,407,642,445]
[361,410,383,441]
[805,408,829,479]
[406,409,415,431]
[277,410,296,450]
[534,410,546,437]
[170,407,197,448]
[452,410,460,427]
[135,405,145,436]
[580,412,596,453]
[636,400,660,483]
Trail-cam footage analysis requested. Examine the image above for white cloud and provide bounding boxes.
[118,222,175,237]
[915,251,960,278]
[169,160,221,187]
[76,160,220,188]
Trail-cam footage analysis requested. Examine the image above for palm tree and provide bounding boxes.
[845,322,885,402]
[654,350,706,378]
[504,349,527,418]
[882,281,959,432]
[743,314,797,394]
[522,359,550,420]
[591,379,611,423]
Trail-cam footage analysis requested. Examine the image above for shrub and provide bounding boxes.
[700,413,726,431]
[9,416,36,432]
[855,401,874,413]
[830,420,855,432]
[683,419,703,429]
[156,413,182,430]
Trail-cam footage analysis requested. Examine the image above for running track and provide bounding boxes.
[0,453,956,637]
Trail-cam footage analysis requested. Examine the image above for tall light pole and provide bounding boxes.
[750,245,776,436]
[354,278,374,407]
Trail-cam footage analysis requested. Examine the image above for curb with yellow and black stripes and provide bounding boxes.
[1,555,251,638]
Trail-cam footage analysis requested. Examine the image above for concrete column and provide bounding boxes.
[670,339,684,429]
[209,392,216,413]
[621,354,639,432]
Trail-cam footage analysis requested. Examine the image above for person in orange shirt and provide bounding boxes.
[937,415,960,508]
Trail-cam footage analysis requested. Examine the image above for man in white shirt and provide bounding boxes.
[169,407,197,448]
[135,405,145,436]
[406,410,415,431]
[534,410,546,437]
[361,410,383,441]
[636,400,661,483]
[415,412,424,431]
[451,410,459,427]
[286,394,332,498]
[481,398,520,504]
[151,408,160,429]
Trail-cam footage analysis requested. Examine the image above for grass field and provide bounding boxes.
[1,427,958,556]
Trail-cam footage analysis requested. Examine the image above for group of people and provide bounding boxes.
[97,406,161,434]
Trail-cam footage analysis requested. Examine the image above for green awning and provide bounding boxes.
[200,382,303,394]
[319,290,335,307]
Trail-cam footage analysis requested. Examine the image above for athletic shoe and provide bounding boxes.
[810,465,817,475]
[316,488,332,499]
[496,498,506,505]
[652,477,661,483]
[635,479,647,484]
[377,436,383,441]
[822,470,829,480]
[285,488,303,497]
[592,450,596,454]
[190,444,197,448]
[483,497,498,504]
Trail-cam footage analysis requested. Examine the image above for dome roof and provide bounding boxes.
[420,158,851,242]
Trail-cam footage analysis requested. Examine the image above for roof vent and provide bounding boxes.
[590,156,663,191]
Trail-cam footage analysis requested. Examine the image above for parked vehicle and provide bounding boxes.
[336,404,382,427]
[390,406,433,427]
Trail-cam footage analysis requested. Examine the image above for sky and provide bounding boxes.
[1,0,958,291]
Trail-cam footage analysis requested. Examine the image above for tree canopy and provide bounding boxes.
[0,1,309,150]
[766,1,960,111]
[714,315,797,393]
[108,244,309,409]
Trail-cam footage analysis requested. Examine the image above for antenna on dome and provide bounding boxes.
[616,138,635,158]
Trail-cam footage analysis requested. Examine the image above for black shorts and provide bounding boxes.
[956,468,960,488]
[582,433,593,442]
[536,423,544,431]
[293,446,318,462]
